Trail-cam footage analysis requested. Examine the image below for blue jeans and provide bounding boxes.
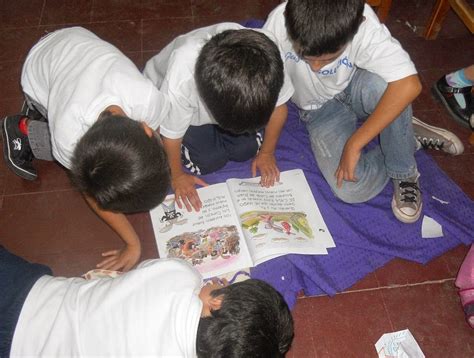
[0,246,52,357]
[301,69,417,203]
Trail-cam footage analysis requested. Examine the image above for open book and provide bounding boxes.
[150,169,335,279]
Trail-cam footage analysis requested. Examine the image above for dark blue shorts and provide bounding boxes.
[0,246,52,357]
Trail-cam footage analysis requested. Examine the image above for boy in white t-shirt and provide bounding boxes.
[0,246,294,357]
[263,0,464,224]
[144,23,294,213]
[2,27,171,271]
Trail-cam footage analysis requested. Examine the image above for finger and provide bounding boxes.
[189,192,202,211]
[251,160,257,177]
[181,194,193,212]
[97,256,118,268]
[109,260,128,272]
[174,193,183,209]
[101,249,120,257]
[335,168,343,188]
[194,177,208,187]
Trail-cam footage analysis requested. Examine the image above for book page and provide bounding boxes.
[226,169,335,265]
[150,183,254,279]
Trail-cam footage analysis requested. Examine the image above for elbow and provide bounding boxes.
[411,75,423,99]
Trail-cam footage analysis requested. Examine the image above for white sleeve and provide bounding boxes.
[352,6,417,83]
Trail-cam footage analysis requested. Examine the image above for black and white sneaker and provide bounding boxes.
[392,174,422,224]
[2,115,37,180]
[412,116,464,155]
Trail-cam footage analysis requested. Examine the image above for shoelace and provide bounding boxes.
[399,181,420,203]
[417,136,445,151]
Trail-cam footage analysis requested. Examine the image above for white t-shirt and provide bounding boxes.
[11,259,203,357]
[21,27,170,168]
[143,23,294,140]
[263,3,418,110]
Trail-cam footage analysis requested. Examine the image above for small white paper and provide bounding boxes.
[375,329,425,358]
[421,215,444,239]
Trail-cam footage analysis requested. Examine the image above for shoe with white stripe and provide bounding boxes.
[2,115,37,180]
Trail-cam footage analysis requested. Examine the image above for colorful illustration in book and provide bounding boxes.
[158,199,187,233]
[240,211,314,240]
[166,225,241,266]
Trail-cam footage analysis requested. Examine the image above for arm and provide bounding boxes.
[162,136,207,212]
[84,196,141,272]
[251,103,288,187]
[335,74,422,187]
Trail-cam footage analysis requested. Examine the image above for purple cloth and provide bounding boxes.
[200,101,474,308]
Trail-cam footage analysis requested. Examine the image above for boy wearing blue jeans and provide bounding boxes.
[264,0,464,223]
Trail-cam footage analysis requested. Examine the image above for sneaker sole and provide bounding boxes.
[412,116,465,156]
[431,85,471,129]
[391,197,423,224]
[2,117,37,181]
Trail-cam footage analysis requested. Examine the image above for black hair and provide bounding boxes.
[69,112,170,213]
[195,29,284,134]
[285,0,365,57]
[196,279,294,357]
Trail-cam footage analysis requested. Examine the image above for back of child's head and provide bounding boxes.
[285,0,365,57]
[196,279,294,357]
[195,29,284,134]
[70,112,170,213]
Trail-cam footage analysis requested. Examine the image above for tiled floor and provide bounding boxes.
[1,0,473,356]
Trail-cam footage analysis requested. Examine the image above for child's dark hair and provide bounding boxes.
[285,0,365,57]
[70,112,170,213]
[196,279,294,357]
[195,29,284,134]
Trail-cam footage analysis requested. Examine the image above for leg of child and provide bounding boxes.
[455,245,474,328]
[219,127,261,163]
[181,124,229,175]
[301,75,390,204]
[0,246,52,356]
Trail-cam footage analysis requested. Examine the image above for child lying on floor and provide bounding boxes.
[0,246,294,357]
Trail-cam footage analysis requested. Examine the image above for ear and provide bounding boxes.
[141,122,154,138]
[209,295,224,311]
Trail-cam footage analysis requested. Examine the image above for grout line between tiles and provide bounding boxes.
[38,0,47,27]
[2,188,76,198]
[298,278,457,300]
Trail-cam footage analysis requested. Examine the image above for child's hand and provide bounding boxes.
[97,242,141,272]
[335,145,361,188]
[252,152,280,187]
[172,173,208,212]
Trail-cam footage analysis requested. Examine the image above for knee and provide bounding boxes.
[182,147,228,175]
[330,180,382,204]
[226,138,258,162]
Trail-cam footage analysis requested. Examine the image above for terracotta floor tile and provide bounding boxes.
[142,0,193,20]
[142,17,195,53]
[0,0,44,29]
[375,256,453,287]
[382,282,474,357]
[0,97,23,118]
[41,0,93,25]
[0,62,23,100]
[443,245,470,276]
[3,159,73,196]
[287,297,318,358]
[0,27,44,63]
[84,21,142,53]
[305,290,393,357]
[91,0,142,22]
[432,154,474,199]
[194,0,273,22]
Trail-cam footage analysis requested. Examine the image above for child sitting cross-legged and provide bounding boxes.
[0,246,294,357]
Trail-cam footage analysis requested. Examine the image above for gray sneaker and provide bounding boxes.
[412,116,464,155]
[391,174,422,224]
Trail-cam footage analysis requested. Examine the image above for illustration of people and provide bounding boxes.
[159,200,187,233]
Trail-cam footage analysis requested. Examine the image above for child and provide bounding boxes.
[0,246,294,357]
[144,23,294,213]
[263,0,464,224]
[2,27,171,271]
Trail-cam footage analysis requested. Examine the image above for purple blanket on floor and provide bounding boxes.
[200,102,474,308]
